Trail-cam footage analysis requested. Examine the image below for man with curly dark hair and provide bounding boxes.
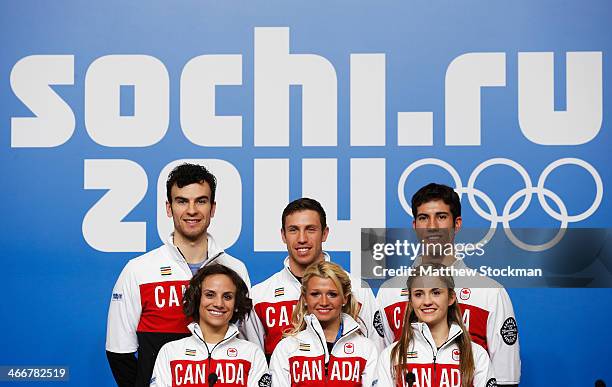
[106,163,251,387]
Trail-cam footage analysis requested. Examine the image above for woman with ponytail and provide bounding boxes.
[269,261,378,386]
[375,263,495,387]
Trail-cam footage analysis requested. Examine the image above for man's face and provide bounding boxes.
[166,182,216,242]
[281,210,329,268]
[413,200,461,257]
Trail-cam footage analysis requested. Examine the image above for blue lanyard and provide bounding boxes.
[335,320,344,342]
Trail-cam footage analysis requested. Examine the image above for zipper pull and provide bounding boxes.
[432,355,437,386]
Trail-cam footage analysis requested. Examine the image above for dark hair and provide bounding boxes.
[183,264,252,325]
[411,183,461,221]
[281,197,327,230]
[166,163,217,203]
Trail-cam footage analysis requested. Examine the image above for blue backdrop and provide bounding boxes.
[1,1,611,385]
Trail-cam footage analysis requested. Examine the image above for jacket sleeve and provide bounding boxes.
[355,283,386,353]
[269,339,292,387]
[373,346,395,387]
[487,288,520,385]
[151,343,172,387]
[360,339,380,387]
[375,288,397,347]
[242,308,266,351]
[106,261,142,385]
[248,346,271,387]
[106,352,137,387]
[472,344,497,387]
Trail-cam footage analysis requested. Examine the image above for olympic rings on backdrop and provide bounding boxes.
[537,158,603,223]
[503,187,568,252]
[396,157,603,251]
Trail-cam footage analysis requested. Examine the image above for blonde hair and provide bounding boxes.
[390,263,475,387]
[286,261,360,336]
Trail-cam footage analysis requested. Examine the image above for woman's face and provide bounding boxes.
[198,274,236,331]
[304,276,348,326]
[409,277,456,329]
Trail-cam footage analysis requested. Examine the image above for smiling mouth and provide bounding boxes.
[420,308,437,314]
[184,219,202,225]
[208,310,226,317]
[296,247,311,255]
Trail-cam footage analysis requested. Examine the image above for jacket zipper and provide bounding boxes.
[420,325,462,387]
[194,328,236,375]
[310,321,329,380]
[310,319,358,382]
[422,335,437,387]
[174,243,224,276]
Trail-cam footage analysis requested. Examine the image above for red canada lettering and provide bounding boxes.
[254,300,298,354]
[138,281,190,333]
[457,303,489,351]
[384,302,407,341]
[290,356,323,383]
[170,359,251,386]
[155,284,186,308]
[289,355,366,386]
[329,357,365,383]
[405,364,460,387]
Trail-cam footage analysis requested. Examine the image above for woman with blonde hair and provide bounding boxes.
[269,261,378,386]
[375,263,495,387]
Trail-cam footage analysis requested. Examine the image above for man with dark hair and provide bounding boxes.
[165,163,217,204]
[106,163,251,387]
[244,197,385,362]
[376,183,521,386]
[280,197,328,230]
[411,182,463,267]
[411,182,462,222]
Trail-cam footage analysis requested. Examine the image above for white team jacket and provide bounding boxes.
[244,253,385,357]
[269,314,378,387]
[375,322,496,387]
[152,322,270,387]
[106,232,251,353]
[375,259,519,384]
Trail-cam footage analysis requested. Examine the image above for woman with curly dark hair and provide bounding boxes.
[152,265,268,387]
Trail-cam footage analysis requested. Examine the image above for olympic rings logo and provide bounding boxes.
[397,158,604,252]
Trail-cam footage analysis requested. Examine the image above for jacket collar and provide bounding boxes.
[304,312,363,340]
[283,251,332,284]
[188,322,239,347]
[165,232,225,265]
[412,321,463,351]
